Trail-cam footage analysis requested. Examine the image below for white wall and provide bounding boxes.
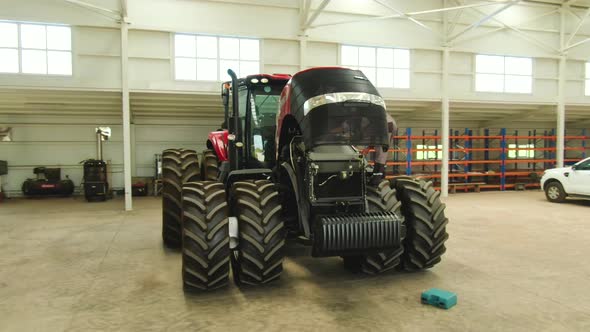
[0,122,123,195]
[0,117,222,195]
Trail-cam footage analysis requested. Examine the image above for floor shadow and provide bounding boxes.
[565,198,590,206]
[160,243,181,256]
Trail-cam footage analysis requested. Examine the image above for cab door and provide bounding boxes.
[568,159,590,195]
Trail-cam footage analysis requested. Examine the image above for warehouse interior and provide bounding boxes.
[1,0,589,330]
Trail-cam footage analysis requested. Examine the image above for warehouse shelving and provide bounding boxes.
[380,128,589,192]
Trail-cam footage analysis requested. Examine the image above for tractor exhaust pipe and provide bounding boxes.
[227,69,240,171]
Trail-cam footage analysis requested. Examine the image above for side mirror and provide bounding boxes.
[572,165,577,171]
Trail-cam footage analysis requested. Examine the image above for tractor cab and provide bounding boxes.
[214,72,290,181]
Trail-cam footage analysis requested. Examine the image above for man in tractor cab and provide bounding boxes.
[370,112,397,185]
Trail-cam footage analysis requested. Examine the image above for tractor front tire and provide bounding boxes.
[201,149,219,181]
[181,181,230,292]
[161,149,200,248]
[394,178,449,271]
[230,180,286,286]
[343,180,404,274]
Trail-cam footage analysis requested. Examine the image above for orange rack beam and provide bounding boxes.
[393,135,587,140]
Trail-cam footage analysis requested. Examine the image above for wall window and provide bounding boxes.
[475,54,532,94]
[508,144,534,158]
[416,145,442,160]
[585,62,589,96]
[174,33,259,81]
[0,21,72,75]
[341,45,410,88]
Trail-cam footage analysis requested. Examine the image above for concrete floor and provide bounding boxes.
[1,191,589,331]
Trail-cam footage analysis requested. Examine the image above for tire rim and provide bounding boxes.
[547,186,560,199]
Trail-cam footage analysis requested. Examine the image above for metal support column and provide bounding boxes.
[583,129,587,159]
[406,128,412,176]
[556,5,566,168]
[500,128,507,191]
[130,123,136,177]
[441,47,450,197]
[299,37,307,71]
[121,21,132,211]
[556,55,566,168]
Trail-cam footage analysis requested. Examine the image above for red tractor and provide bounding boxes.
[161,67,449,292]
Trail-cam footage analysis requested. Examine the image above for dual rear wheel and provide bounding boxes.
[181,179,286,292]
[161,149,201,248]
[161,149,219,248]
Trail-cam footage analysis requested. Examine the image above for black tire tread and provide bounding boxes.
[395,178,448,271]
[162,148,200,248]
[231,180,286,285]
[181,181,230,292]
[201,149,219,181]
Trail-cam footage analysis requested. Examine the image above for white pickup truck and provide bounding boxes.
[540,157,590,202]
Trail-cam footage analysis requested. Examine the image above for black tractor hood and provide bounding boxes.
[289,68,389,148]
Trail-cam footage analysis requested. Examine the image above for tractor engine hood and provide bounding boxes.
[287,67,390,149]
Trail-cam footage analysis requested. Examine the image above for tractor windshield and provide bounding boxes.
[240,83,282,168]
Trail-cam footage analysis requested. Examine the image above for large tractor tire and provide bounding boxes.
[161,149,200,248]
[181,181,230,292]
[230,180,286,286]
[343,180,404,274]
[394,178,449,271]
[201,149,219,181]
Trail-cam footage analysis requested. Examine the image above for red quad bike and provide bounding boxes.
[161,67,449,292]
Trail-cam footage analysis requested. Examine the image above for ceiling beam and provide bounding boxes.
[451,6,560,52]
[120,0,128,19]
[64,0,121,21]
[447,0,465,36]
[373,0,442,38]
[300,0,312,28]
[302,0,330,30]
[447,0,520,42]
[309,1,515,29]
[563,36,590,51]
[565,7,590,49]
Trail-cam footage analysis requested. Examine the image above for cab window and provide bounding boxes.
[247,84,282,168]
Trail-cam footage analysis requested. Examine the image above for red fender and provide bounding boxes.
[208,130,229,162]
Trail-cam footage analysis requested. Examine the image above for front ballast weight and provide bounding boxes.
[313,212,405,257]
